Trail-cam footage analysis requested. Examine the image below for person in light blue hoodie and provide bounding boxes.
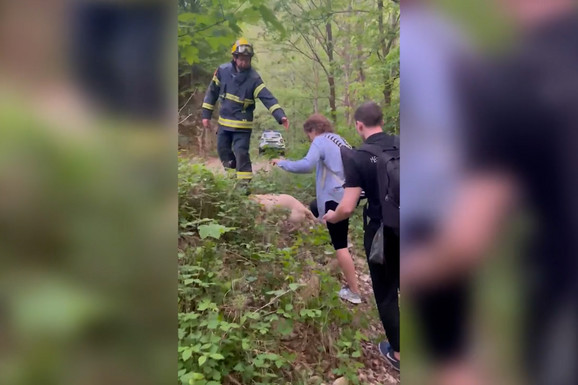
[272,114,361,304]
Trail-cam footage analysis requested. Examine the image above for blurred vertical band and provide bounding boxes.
[0,0,175,384]
[401,1,578,385]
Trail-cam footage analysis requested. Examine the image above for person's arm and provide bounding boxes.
[323,147,363,223]
[254,78,288,129]
[201,68,221,127]
[402,172,516,291]
[323,187,362,223]
[275,142,321,174]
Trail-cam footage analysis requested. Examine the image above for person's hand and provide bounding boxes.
[323,209,337,224]
[202,119,210,128]
[271,158,282,166]
[401,245,454,295]
[281,117,289,130]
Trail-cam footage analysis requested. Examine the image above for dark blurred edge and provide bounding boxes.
[0,1,176,385]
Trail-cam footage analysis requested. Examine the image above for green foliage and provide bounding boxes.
[255,0,399,132]
[178,160,377,384]
[178,0,285,66]
[181,0,399,147]
[198,223,234,239]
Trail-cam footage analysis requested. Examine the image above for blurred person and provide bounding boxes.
[324,102,400,372]
[201,38,289,191]
[70,1,169,121]
[0,1,174,384]
[402,1,578,384]
[400,1,479,384]
[272,114,362,304]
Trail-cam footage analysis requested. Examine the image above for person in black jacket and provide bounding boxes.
[324,102,400,372]
[201,38,289,185]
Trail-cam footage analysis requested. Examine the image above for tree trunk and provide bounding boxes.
[343,1,353,125]
[313,63,319,113]
[326,24,336,124]
[383,79,392,106]
[377,0,399,107]
[377,0,387,106]
[326,0,337,125]
[356,41,365,83]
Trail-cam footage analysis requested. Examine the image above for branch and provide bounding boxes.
[251,289,292,314]
[178,114,193,124]
[178,90,196,114]
[287,39,318,63]
[300,32,330,77]
[306,0,318,12]
[316,24,330,48]
[185,3,244,34]
[309,31,325,55]
[329,9,371,15]
[187,19,226,34]
[226,375,242,385]
[293,1,371,21]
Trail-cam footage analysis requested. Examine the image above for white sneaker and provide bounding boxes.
[338,286,362,304]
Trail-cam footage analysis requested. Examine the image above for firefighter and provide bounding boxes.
[201,38,289,188]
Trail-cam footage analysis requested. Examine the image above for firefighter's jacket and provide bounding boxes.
[201,61,286,131]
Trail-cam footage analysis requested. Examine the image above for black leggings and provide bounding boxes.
[365,220,400,353]
[309,200,349,250]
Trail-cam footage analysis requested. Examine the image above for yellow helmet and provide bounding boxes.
[231,38,254,57]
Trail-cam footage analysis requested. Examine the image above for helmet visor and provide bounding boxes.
[236,44,254,56]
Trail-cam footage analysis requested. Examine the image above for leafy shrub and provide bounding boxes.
[178,160,376,385]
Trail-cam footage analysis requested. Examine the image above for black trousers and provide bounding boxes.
[216,128,252,180]
[405,220,471,362]
[365,219,400,352]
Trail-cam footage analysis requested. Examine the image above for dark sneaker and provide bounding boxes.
[378,341,400,372]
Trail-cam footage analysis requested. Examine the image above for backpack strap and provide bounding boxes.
[362,201,369,230]
[324,133,352,149]
[358,137,399,227]
[320,166,345,189]
[321,133,350,189]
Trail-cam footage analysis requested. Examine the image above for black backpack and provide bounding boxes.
[359,135,400,235]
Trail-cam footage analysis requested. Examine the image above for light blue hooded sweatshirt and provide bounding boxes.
[277,133,351,218]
